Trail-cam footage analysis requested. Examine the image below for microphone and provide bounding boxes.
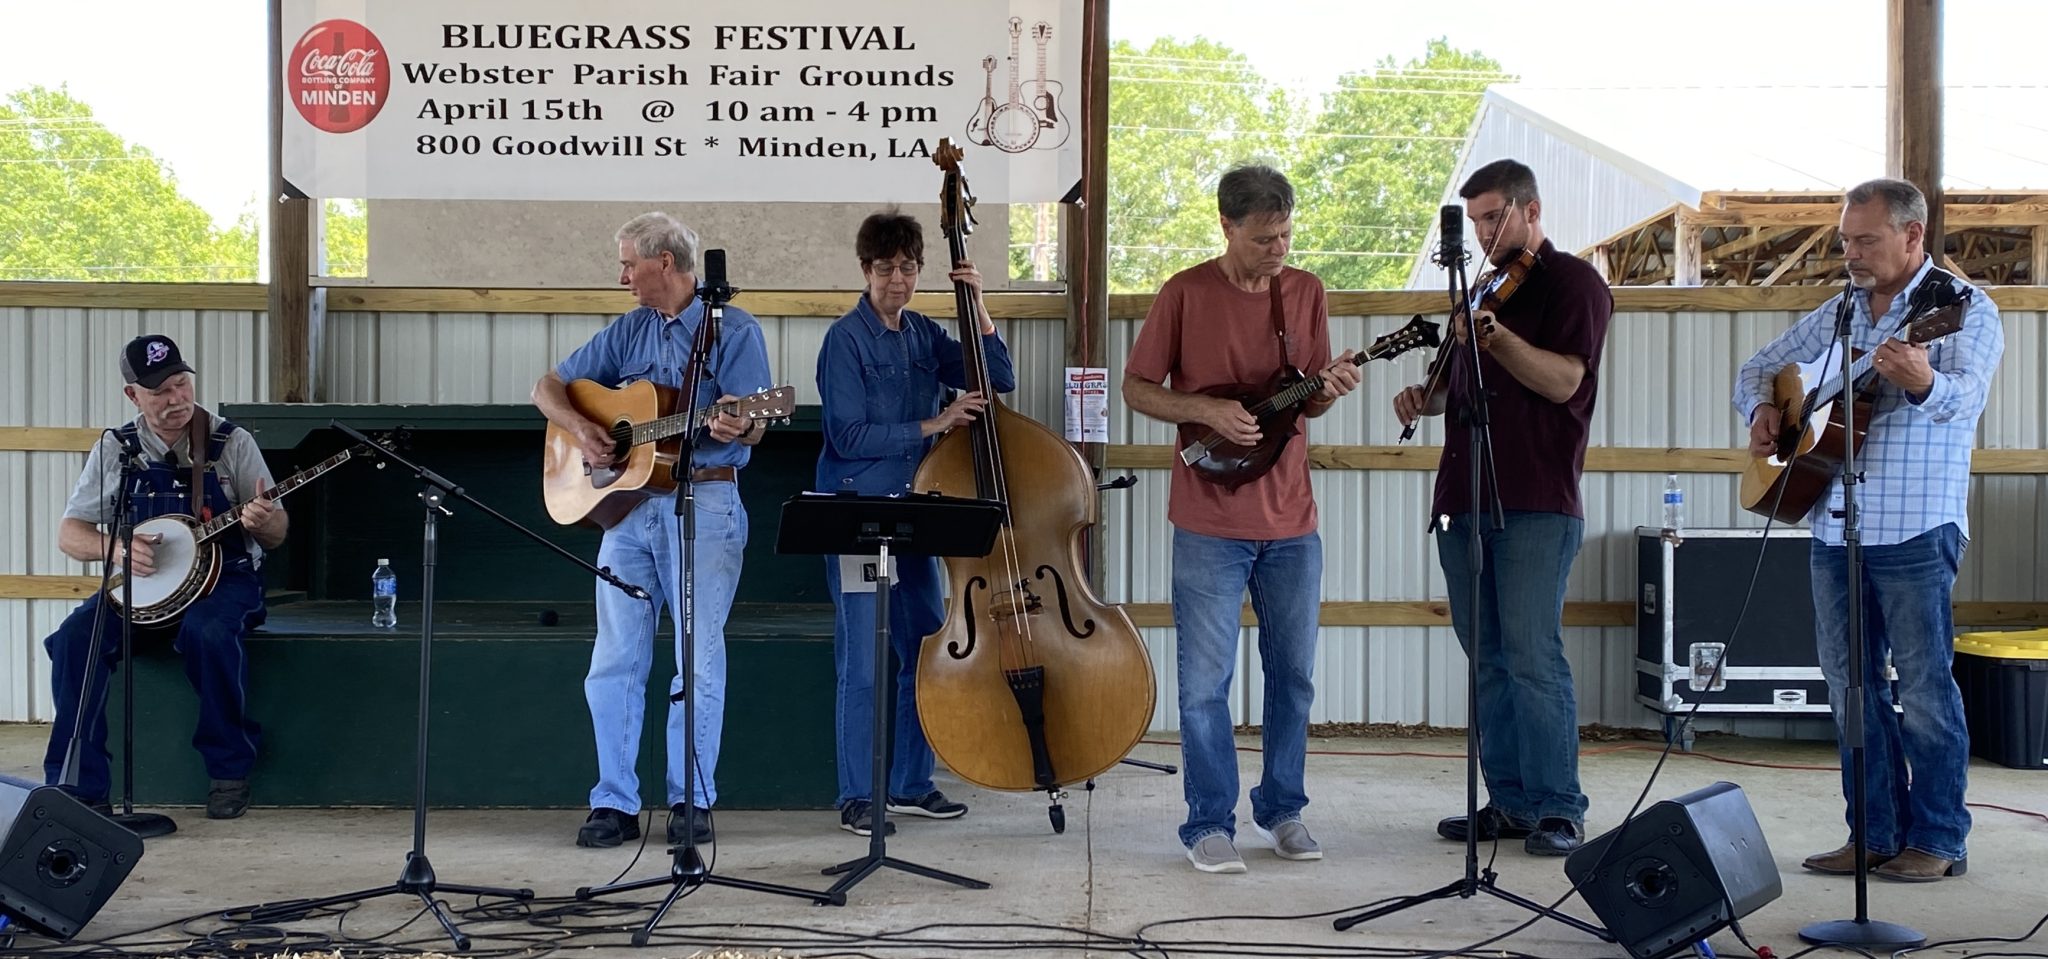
[1435,204,1466,267]
[697,248,738,306]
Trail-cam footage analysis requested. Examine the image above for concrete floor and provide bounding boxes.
[3,722,2044,958]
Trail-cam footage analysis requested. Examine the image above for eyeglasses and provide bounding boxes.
[868,261,922,277]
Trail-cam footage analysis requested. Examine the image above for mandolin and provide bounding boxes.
[1178,315,1439,489]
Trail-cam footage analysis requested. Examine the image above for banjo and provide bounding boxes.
[106,444,363,625]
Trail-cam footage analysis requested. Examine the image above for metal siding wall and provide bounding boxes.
[2,305,268,721]
[7,304,2042,730]
[320,312,1067,413]
[1105,309,2048,734]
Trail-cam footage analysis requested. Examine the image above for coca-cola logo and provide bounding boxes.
[288,19,390,134]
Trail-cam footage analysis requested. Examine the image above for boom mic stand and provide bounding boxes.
[575,252,839,945]
[246,422,645,949]
[1335,210,1605,941]
[1798,283,1924,950]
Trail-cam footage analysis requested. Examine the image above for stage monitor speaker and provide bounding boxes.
[1566,781,1780,959]
[0,774,145,940]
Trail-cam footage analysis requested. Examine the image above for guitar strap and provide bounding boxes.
[1269,272,1290,369]
[188,406,212,521]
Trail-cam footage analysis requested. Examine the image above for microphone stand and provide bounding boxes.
[576,263,839,946]
[242,421,656,949]
[62,433,173,837]
[1336,230,1604,941]
[1798,284,1924,950]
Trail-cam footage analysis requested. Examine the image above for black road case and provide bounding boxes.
[1634,526,1836,718]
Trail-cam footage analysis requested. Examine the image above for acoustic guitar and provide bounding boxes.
[1739,295,1966,522]
[1178,314,1440,489]
[542,381,794,528]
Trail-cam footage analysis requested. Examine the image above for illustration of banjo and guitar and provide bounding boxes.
[967,18,1068,154]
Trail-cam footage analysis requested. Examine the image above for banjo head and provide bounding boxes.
[116,515,202,613]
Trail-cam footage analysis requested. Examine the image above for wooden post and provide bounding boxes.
[1063,0,1112,585]
[267,0,311,403]
[1672,214,1702,286]
[2032,224,2046,285]
[1888,0,1944,254]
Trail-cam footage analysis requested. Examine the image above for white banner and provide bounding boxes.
[281,0,1083,203]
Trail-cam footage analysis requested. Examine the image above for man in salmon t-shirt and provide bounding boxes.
[1122,164,1360,875]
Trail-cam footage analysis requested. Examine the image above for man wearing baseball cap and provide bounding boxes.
[42,334,286,820]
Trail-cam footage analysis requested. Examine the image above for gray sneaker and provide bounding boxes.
[1186,834,1248,874]
[1255,819,1323,861]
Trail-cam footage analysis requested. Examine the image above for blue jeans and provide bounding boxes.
[1172,527,1321,847]
[824,552,943,807]
[43,565,265,801]
[1437,511,1588,824]
[1809,523,1971,862]
[586,485,745,812]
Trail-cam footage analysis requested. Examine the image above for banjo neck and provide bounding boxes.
[192,447,357,545]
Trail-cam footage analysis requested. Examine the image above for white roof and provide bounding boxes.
[1485,83,2048,198]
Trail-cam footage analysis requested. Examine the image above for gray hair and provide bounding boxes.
[615,212,700,273]
[1844,178,1928,230]
[1217,164,1294,222]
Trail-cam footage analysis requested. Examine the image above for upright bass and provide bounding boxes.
[913,140,1156,833]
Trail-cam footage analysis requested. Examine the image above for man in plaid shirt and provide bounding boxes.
[1735,177,2004,883]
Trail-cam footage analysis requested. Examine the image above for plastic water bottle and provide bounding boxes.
[1662,474,1685,545]
[372,558,398,629]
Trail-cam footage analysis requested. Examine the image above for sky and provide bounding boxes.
[1,0,2042,228]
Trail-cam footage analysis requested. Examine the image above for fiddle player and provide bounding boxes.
[813,210,1014,836]
[1123,164,1360,874]
[1736,178,2001,882]
[1392,158,1612,856]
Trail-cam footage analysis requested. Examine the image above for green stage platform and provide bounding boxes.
[105,600,839,809]
[84,402,844,810]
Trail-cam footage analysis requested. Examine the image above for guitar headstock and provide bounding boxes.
[1905,300,1966,345]
[737,386,797,423]
[1366,315,1443,360]
[934,138,976,241]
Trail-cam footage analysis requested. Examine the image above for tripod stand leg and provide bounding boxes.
[632,875,698,947]
[414,890,471,952]
[1477,879,1613,940]
[1332,877,1466,930]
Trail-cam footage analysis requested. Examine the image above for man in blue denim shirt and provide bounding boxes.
[814,211,1014,836]
[533,213,774,849]
[1738,179,2003,883]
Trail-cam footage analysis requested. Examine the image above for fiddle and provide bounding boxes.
[1398,245,1538,441]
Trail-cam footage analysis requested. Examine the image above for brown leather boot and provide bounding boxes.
[1800,842,1895,875]
[1873,848,1966,883]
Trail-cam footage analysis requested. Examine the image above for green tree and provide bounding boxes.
[1101,37,1306,292]
[0,85,257,281]
[324,200,367,277]
[1290,39,1513,290]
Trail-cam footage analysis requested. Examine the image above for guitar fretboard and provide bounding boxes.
[196,448,355,544]
[631,401,732,445]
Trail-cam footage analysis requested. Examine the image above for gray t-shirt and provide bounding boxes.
[63,407,279,566]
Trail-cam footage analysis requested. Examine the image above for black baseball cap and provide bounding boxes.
[120,335,195,390]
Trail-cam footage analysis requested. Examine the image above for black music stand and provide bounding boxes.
[776,491,1004,899]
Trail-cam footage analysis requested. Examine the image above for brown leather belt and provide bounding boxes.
[691,466,737,484]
